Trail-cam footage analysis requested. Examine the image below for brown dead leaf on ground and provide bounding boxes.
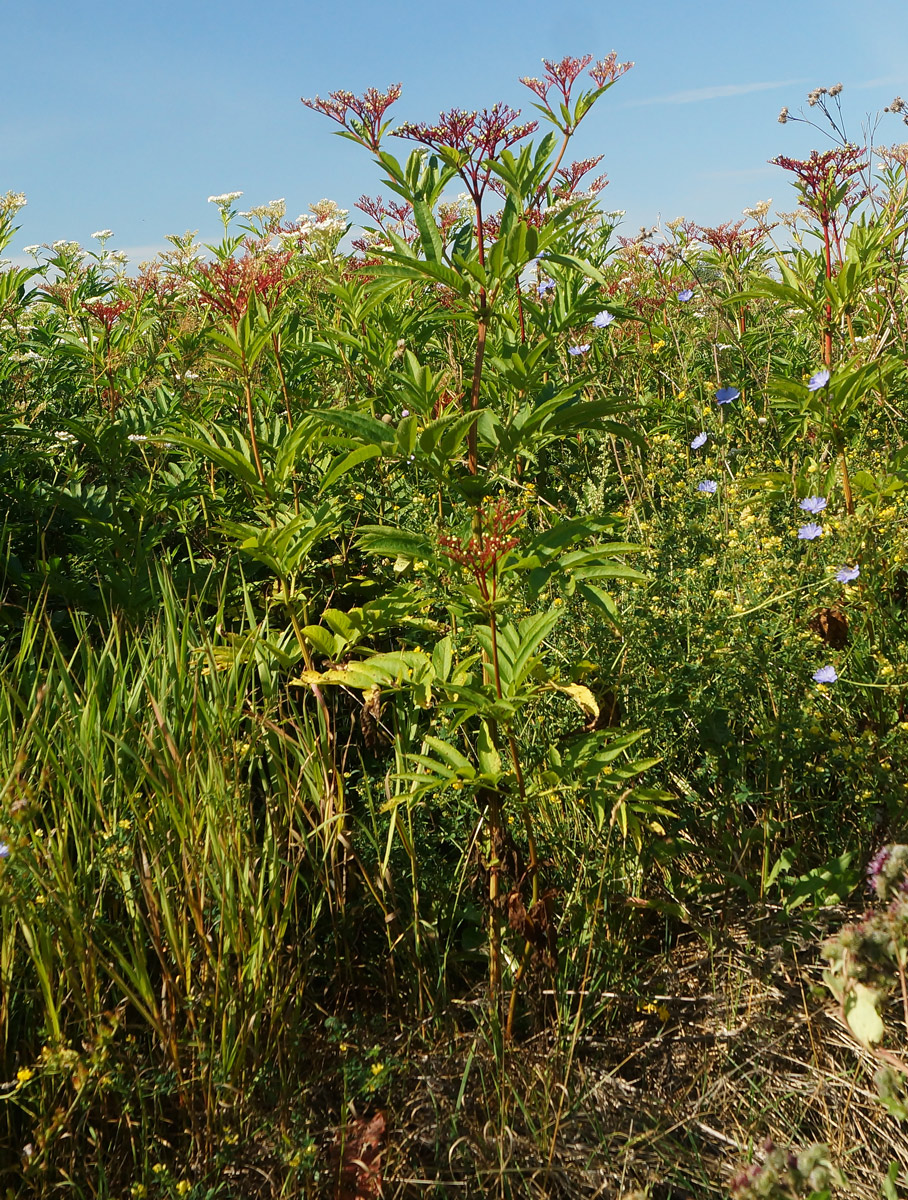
[333,1111,385,1200]
[808,607,849,648]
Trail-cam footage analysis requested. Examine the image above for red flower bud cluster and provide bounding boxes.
[696,220,765,256]
[439,499,524,599]
[770,144,868,223]
[396,105,537,203]
[519,55,594,106]
[589,52,635,89]
[519,53,633,113]
[196,250,293,328]
[354,194,417,245]
[129,266,180,304]
[553,155,607,199]
[301,84,403,152]
[82,298,131,333]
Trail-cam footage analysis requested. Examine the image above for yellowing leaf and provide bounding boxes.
[291,671,325,686]
[844,982,884,1047]
[552,683,599,721]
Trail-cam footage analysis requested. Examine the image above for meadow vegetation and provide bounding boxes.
[3,58,908,1198]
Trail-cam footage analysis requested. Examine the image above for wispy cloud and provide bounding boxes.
[700,165,778,180]
[118,243,170,263]
[854,74,905,90]
[6,243,170,273]
[626,80,803,108]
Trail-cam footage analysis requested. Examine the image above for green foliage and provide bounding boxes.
[3,61,908,1198]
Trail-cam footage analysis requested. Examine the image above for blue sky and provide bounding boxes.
[3,0,907,265]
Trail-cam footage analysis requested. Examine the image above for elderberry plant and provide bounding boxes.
[296,56,660,1029]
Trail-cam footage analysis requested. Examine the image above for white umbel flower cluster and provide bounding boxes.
[0,191,27,218]
[742,199,772,220]
[282,199,349,256]
[240,198,286,224]
[207,191,243,208]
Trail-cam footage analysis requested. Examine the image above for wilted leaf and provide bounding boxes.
[844,982,884,1047]
[551,683,599,721]
[809,607,849,649]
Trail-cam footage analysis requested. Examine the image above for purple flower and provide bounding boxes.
[0,842,9,860]
[677,288,694,302]
[715,387,740,405]
[812,664,838,684]
[592,310,615,328]
[697,479,718,494]
[807,368,831,391]
[868,845,891,886]
[691,432,708,449]
[798,522,823,540]
[538,278,555,295]
[799,496,827,514]
[836,564,860,583]
[568,344,591,356]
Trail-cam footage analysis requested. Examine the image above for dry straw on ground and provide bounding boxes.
[339,908,908,1198]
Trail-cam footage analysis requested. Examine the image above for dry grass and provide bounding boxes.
[323,906,908,1198]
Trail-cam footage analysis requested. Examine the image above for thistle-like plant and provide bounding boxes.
[821,845,908,1109]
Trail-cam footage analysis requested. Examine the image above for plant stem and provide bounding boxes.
[467,312,487,476]
[272,332,293,428]
[467,196,488,476]
[484,786,503,1023]
[504,731,540,1043]
[835,430,855,514]
[822,218,834,367]
[241,347,266,487]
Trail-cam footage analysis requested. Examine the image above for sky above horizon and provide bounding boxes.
[3,0,907,266]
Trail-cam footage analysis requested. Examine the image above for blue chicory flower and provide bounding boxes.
[807,368,831,391]
[678,288,694,302]
[798,522,823,540]
[592,311,615,327]
[697,479,718,494]
[715,387,740,405]
[568,344,591,356]
[836,564,860,583]
[538,278,555,295]
[812,665,838,684]
[799,496,827,514]
[691,432,708,449]
[0,842,9,860]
